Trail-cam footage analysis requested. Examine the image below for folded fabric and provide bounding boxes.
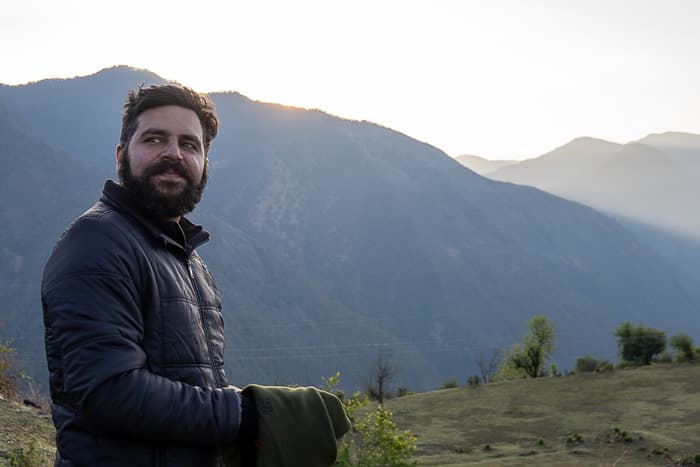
[224,385,351,467]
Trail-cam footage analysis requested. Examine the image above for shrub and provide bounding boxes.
[324,373,417,467]
[351,406,417,467]
[439,378,458,389]
[575,355,600,373]
[655,351,673,363]
[494,355,528,381]
[670,333,695,362]
[575,356,614,373]
[0,338,19,400]
[614,322,666,365]
[467,374,481,387]
[396,387,413,398]
[550,363,559,376]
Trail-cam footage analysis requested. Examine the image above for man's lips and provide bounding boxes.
[152,171,187,185]
[155,168,185,178]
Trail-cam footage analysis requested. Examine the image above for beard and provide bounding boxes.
[118,149,208,219]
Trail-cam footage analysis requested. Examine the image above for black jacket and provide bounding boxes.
[41,181,241,467]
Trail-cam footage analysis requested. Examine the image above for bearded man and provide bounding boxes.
[41,85,259,466]
[42,84,349,467]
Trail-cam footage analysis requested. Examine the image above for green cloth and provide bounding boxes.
[225,385,351,467]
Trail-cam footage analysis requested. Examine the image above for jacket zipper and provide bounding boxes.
[186,256,224,388]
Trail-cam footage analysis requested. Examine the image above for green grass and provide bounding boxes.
[0,397,54,466]
[2,363,700,466]
[385,363,700,466]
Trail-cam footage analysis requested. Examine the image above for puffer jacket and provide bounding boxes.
[41,180,241,467]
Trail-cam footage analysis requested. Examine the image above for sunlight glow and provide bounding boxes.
[2,0,699,159]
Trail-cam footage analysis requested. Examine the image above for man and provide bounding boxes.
[42,84,349,467]
[41,85,256,466]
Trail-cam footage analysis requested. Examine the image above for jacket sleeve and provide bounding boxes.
[42,215,240,445]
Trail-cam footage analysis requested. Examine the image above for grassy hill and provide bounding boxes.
[2,364,699,466]
[0,397,53,466]
[385,363,700,466]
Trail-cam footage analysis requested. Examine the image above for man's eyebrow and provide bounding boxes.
[140,128,202,142]
[139,128,168,136]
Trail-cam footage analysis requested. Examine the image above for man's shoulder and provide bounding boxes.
[65,199,140,243]
[42,201,146,286]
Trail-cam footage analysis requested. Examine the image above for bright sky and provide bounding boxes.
[2,0,699,160]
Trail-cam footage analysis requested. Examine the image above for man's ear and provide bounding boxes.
[116,144,123,171]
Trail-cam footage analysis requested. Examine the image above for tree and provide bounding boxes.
[507,315,556,378]
[474,348,501,383]
[670,333,695,362]
[614,322,666,365]
[367,355,398,405]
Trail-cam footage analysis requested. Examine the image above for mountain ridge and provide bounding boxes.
[1,67,699,392]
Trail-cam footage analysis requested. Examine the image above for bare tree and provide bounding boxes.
[475,348,501,383]
[366,355,398,405]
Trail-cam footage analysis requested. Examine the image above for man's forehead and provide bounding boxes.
[134,105,203,139]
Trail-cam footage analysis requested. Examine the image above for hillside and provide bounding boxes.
[0,397,54,466]
[386,363,700,466]
[2,67,700,392]
[2,364,699,466]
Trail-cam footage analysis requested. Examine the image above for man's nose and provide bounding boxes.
[161,139,183,159]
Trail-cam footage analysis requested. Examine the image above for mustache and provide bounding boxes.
[143,160,192,182]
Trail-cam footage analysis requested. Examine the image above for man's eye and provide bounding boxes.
[145,136,162,143]
[182,142,198,150]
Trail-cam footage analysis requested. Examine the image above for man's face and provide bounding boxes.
[116,105,208,219]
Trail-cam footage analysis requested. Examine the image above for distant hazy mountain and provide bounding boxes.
[455,155,517,175]
[489,137,623,190]
[488,132,700,240]
[638,131,700,157]
[2,67,699,392]
[487,132,700,282]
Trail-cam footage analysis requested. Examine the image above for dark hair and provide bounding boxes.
[120,84,219,154]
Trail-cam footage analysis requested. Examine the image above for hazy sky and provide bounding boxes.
[2,0,699,159]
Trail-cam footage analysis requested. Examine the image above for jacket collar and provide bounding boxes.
[100,180,210,254]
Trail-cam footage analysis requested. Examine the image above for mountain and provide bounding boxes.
[489,133,700,240]
[454,155,517,175]
[1,67,699,392]
[638,131,700,158]
[489,137,623,191]
[0,65,167,176]
[0,108,96,374]
[487,132,700,282]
